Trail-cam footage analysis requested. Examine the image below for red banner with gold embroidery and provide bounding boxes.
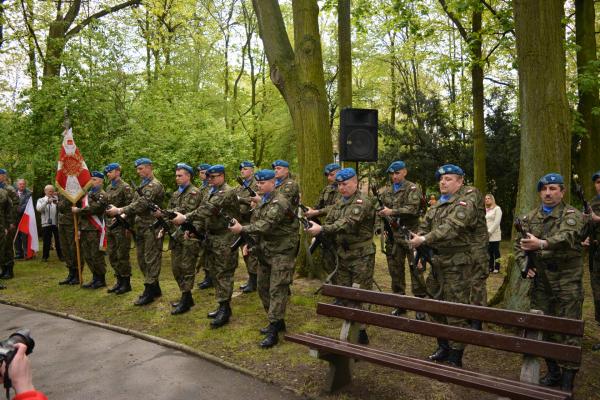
[55,128,92,204]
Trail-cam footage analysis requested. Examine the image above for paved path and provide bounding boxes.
[0,304,304,400]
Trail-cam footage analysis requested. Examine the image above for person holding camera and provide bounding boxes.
[36,185,63,262]
[0,343,47,400]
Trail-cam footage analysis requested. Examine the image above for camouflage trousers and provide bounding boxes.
[80,230,107,277]
[205,233,238,303]
[531,265,583,369]
[242,251,258,275]
[427,252,471,351]
[385,240,427,297]
[336,242,375,290]
[257,252,295,322]
[470,246,490,307]
[171,240,200,292]
[591,250,600,324]
[0,227,8,268]
[135,226,163,284]
[107,227,131,277]
[58,223,77,271]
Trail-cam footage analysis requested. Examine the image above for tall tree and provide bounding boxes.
[338,0,352,109]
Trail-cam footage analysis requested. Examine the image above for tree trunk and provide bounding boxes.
[575,0,600,197]
[471,9,486,193]
[337,0,351,110]
[389,33,396,127]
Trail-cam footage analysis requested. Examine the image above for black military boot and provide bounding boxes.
[427,339,450,362]
[210,301,232,328]
[470,320,483,330]
[391,307,407,316]
[260,320,286,334]
[91,274,106,289]
[357,329,369,345]
[560,368,577,392]
[67,271,80,285]
[207,305,219,318]
[59,269,75,285]
[0,264,14,279]
[107,276,122,293]
[152,281,162,298]
[115,276,131,295]
[242,273,257,294]
[171,291,194,315]
[198,271,213,290]
[447,349,464,367]
[82,275,98,289]
[539,359,562,387]
[134,284,154,306]
[260,320,284,348]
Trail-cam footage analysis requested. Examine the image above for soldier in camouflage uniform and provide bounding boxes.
[587,170,600,352]
[103,163,134,294]
[0,170,14,290]
[458,184,489,330]
[195,163,213,290]
[173,164,240,328]
[107,158,165,306]
[410,164,476,368]
[377,161,426,316]
[230,169,299,347]
[0,169,16,283]
[304,163,341,282]
[234,161,260,293]
[515,173,584,391]
[272,160,300,208]
[306,168,376,344]
[158,163,202,315]
[72,172,108,289]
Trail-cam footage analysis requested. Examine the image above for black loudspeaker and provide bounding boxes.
[339,108,378,162]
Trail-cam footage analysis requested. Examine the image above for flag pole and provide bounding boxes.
[73,209,83,286]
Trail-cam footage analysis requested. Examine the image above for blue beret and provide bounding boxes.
[537,173,564,191]
[324,163,341,175]
[272,160,289,168]
[91,171,104,179]
[175,163,194,175]
[207,164,225,174]
[196,163,211,172]
[104,163,120,174]
[255,169,276,181]
[592,170,600,182]
[435,164,464,181]
[335,168,356,182]
[134,158,152,167]
[0,168,6,175]
[239,161,255,169]
[387,161,406,173]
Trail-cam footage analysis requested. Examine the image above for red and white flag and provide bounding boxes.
[81,194,107,251]
[55,128,92,204]
[17,197,39,258]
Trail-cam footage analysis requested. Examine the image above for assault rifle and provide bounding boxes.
[236,177,258,197]
[514,217,535,279]
[150,205,206,241]
[371,185,399,242]
[90,191,136,240]
[299,203,322,225]
[203,202,255,252]
[572,176,592,214]
[297,213,332,255]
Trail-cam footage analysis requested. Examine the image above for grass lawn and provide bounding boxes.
[1,239,599,400]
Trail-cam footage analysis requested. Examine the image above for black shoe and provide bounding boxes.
[428,339,450,362]
[207,307,219,318]
[470,320,483,330]
[560,368,577,392]
[59,270,76,285]
[115,276,131,295]
[0,264,14,279]
[134,284,155,306]
[242,273,257,294]
[107,276,122,293]
[260,320,283,348]
[171,292,194,315]
[82,276,97,289]
[357,329,369,345]
[260,320,286,335]
[67,275,80,285]
[447,349,464,367]
[153,281,162,298]
[592,343,600,351]
[332,298,345,306]
[415,311,426,321]
[210,302,231,328]
[198,276,213,290]
[540,359,562,387]
[391,308,407,316]
[91,275,106,289]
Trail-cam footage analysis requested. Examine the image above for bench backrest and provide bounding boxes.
[319,285,584,364]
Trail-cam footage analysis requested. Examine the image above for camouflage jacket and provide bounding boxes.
[78,189,108,231]
[313,183,340,217]
[234,176,258,222]
[242,191,299,256]
[167,184,202,241]
[379,179,422,233]
[121,177,165,229]
[0,184,19,223]
[514,201,584,270]
[274,176,300,208]
[323,191,376,252]
[0,188,13,228]
[587,195,600,244]
[458,185,489,250]
[105,178,134,228]
[185,182,240,236]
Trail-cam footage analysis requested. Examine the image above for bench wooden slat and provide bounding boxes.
[321,284,584,336]
[285,333,571,400]
[316,303,582,364]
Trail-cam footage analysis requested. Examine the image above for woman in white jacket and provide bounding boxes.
[485,194,502,273]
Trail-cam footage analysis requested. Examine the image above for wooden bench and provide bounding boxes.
[285,284,584,400]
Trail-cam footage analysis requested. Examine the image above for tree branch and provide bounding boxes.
[484,76,512,87]
[19,0,45,64]
[438,0,469,41]
[480,0,515,36]
[66,0,140,39]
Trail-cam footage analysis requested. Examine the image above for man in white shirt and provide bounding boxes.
[36,185,62,262]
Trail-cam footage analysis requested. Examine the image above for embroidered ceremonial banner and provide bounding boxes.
[55,128,92,204]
